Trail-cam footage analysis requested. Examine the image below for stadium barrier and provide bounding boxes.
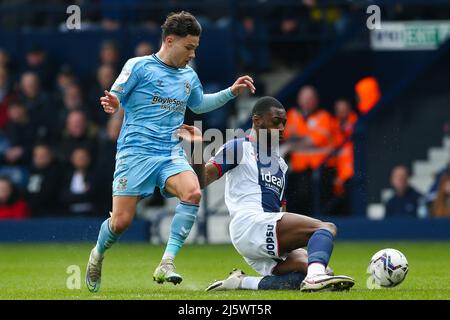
[0,218,149,242]
[1,217,450,242]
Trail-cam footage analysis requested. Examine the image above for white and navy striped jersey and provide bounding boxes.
[208,136,288,217]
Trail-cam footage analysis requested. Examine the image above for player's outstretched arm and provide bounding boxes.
[189,75,256,114]
[176,124,221,189]
[100,90,120,114]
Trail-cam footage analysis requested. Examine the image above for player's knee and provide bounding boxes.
[110,214,133,234]
[180,189,202,204]
[321,222,337,237]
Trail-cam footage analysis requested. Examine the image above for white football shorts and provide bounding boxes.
[229,210,288,276]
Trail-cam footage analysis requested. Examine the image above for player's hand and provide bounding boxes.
[176,124,203,143]
[230,75,256,96]
[100,90,120,114]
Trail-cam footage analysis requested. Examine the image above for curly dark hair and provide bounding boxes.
[161,11,202,39]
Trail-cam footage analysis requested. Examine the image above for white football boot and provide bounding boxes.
[326,266,334,276]
[300,274,355,292]
[153,259,183,285]
[205,269,246,291]
[85,248,104,293]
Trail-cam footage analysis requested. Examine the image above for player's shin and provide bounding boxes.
[162,201,198,260]
[94,217,121,256]
[257,272,306,290]
[306,229,334,277]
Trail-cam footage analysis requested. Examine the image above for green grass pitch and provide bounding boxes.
[1,242,449,300]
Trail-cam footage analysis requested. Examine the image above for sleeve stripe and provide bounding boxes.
[209,160,223,178]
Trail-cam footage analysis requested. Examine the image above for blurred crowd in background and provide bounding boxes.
[0,41,139,218]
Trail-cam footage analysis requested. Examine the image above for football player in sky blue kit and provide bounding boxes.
[85,11,256,292]
[178,97,354,292]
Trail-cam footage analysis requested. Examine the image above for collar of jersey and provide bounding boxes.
[152,53,180,71]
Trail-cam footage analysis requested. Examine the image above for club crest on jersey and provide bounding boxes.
[117,177,127,191]
[184,80,191,95]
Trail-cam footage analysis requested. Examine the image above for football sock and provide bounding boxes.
[257,272,306,290]
[162,201,198,260]
[307,229,334,277]
[240,276,263,290]
[95,217,120,256]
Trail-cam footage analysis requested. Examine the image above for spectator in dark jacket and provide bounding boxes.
[385,165,422,217]
[53,65,77,106]
[61,147,98,217]
[58,109,98,163]
[26,144,64,217]
[18,71,55,142]
[22,45,56,92]
[95,116,121,213]
[1,101,36,166]
[0,176,30,219]
[56,82,88,132]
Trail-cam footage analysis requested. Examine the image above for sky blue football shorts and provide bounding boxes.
[112,151,195,199]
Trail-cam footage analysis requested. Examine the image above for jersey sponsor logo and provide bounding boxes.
[152,95,187,113]
[265,224,276,256]
[260,170,285,189]
[160,104,186,113]
[184,80,191,95]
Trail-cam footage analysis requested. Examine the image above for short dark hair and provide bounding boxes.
[34,143,53,153]
[335,97,352,105]
[252,96,285,116]
[392,164,410,176]
[161,11,202,39]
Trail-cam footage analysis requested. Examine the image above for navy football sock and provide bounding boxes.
[307,229,334,267]
[257,272,306,290]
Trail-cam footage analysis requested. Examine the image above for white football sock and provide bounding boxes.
[240,276,263,290]
[162,253,175,261]
[307,263,326,277]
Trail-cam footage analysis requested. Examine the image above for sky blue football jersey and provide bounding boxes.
[111,54,203,156]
